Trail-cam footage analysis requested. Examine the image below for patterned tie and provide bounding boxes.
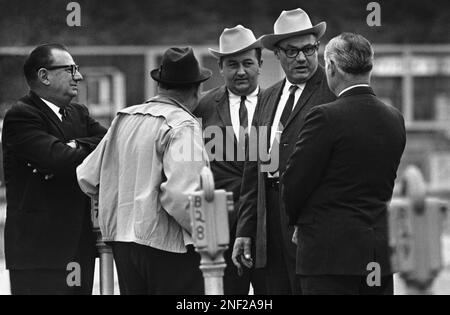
[59,106,67,121]
[279,85,298,130]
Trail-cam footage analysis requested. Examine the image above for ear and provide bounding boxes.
[274,50,280,61]
[328,59,337,77]
[36,68,50,86]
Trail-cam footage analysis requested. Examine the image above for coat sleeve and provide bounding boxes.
[159,123,209,234]
[74,104,108,152]
[235,157,258,238]
[3,106,90,177]
[76,129,110,197]
[281,106,335,225]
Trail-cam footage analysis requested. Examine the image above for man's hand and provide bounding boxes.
[292,226,299,245]
[232,237,253,276]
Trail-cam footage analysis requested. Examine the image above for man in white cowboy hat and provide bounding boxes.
[194,25,267,295]
[77,47,212,294]
[232,8,336,294]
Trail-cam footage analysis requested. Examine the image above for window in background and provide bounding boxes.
[75,67,125,127]
[372,76,403,112]
[413,76,450,122]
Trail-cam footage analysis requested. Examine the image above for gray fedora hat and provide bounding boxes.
[209,25,262,58]
[261,8,326,51]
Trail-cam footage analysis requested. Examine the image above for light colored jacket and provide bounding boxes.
[77,96,209,253]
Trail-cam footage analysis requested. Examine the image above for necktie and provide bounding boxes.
[239,95,248,131]
[239,95,249,139]
[59,106,67,121]
[268,85,298,177]
[279,85,298,130]
[238,95,249,154]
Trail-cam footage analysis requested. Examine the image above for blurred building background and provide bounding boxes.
[0,0,449,294]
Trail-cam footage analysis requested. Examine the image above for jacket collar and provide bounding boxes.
[338,85,375,98]
[23,91,67,138]
[148,94,197,119]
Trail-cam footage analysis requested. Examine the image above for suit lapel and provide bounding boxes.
[215,87,238,144]
[285,66,324,128]
[215,87,232,125]
[27,91,68,139]
[250,88,263,127]
[264,80,285,144]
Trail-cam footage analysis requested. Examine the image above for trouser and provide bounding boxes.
[223,238,267,295]
[265,178,300,295]
[299,274,394,295]
[110,242,204,295]
[10,225,96,295]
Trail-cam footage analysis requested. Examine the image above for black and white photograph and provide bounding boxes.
[0,0,449,298]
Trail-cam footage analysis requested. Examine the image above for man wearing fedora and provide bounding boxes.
[77,47,212,295]
[194,25,266,295]
[232,8,336,294]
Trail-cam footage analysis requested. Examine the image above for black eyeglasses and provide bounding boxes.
[44,64,80,77]
[277,42,319,58]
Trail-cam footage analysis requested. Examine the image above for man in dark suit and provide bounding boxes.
[282,33,406,295]
[194,25,266,295]
[2,43,107,294]
[232,8,335,294]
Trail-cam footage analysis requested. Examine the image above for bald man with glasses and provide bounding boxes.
[2,43,107,295]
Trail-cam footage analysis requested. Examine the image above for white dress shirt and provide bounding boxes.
[269,79,305,150]
[40,97,63,121]
[228,87,259,142]
[266,80,305,178]
[338,84,370,97]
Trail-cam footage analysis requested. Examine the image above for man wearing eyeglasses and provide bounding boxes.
[2,43,107,294]
[232,8,335,295]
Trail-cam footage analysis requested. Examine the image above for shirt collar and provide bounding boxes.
[283,79,305,95]
[338,84,370,97]
[228,86,260,105]
[40,97,62,119]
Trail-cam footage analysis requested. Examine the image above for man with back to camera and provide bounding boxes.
[194,25,266,295]
[2,43,107,295]
[282,33,406,295]
[77,47,212,295]
[232,8,336,294]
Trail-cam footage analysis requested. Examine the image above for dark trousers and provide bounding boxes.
[110,242,204,295]
[265,180,299,295]
[9,223,96,295]
[299,274,394,295]
[223,239,267,295]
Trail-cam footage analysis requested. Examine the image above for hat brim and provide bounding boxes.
[208,38,263,59]
[261,22,326,51]
[150,68,212,85]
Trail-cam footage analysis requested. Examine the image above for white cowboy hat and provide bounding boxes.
[261,8,326,51]
[209,25,262,58]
